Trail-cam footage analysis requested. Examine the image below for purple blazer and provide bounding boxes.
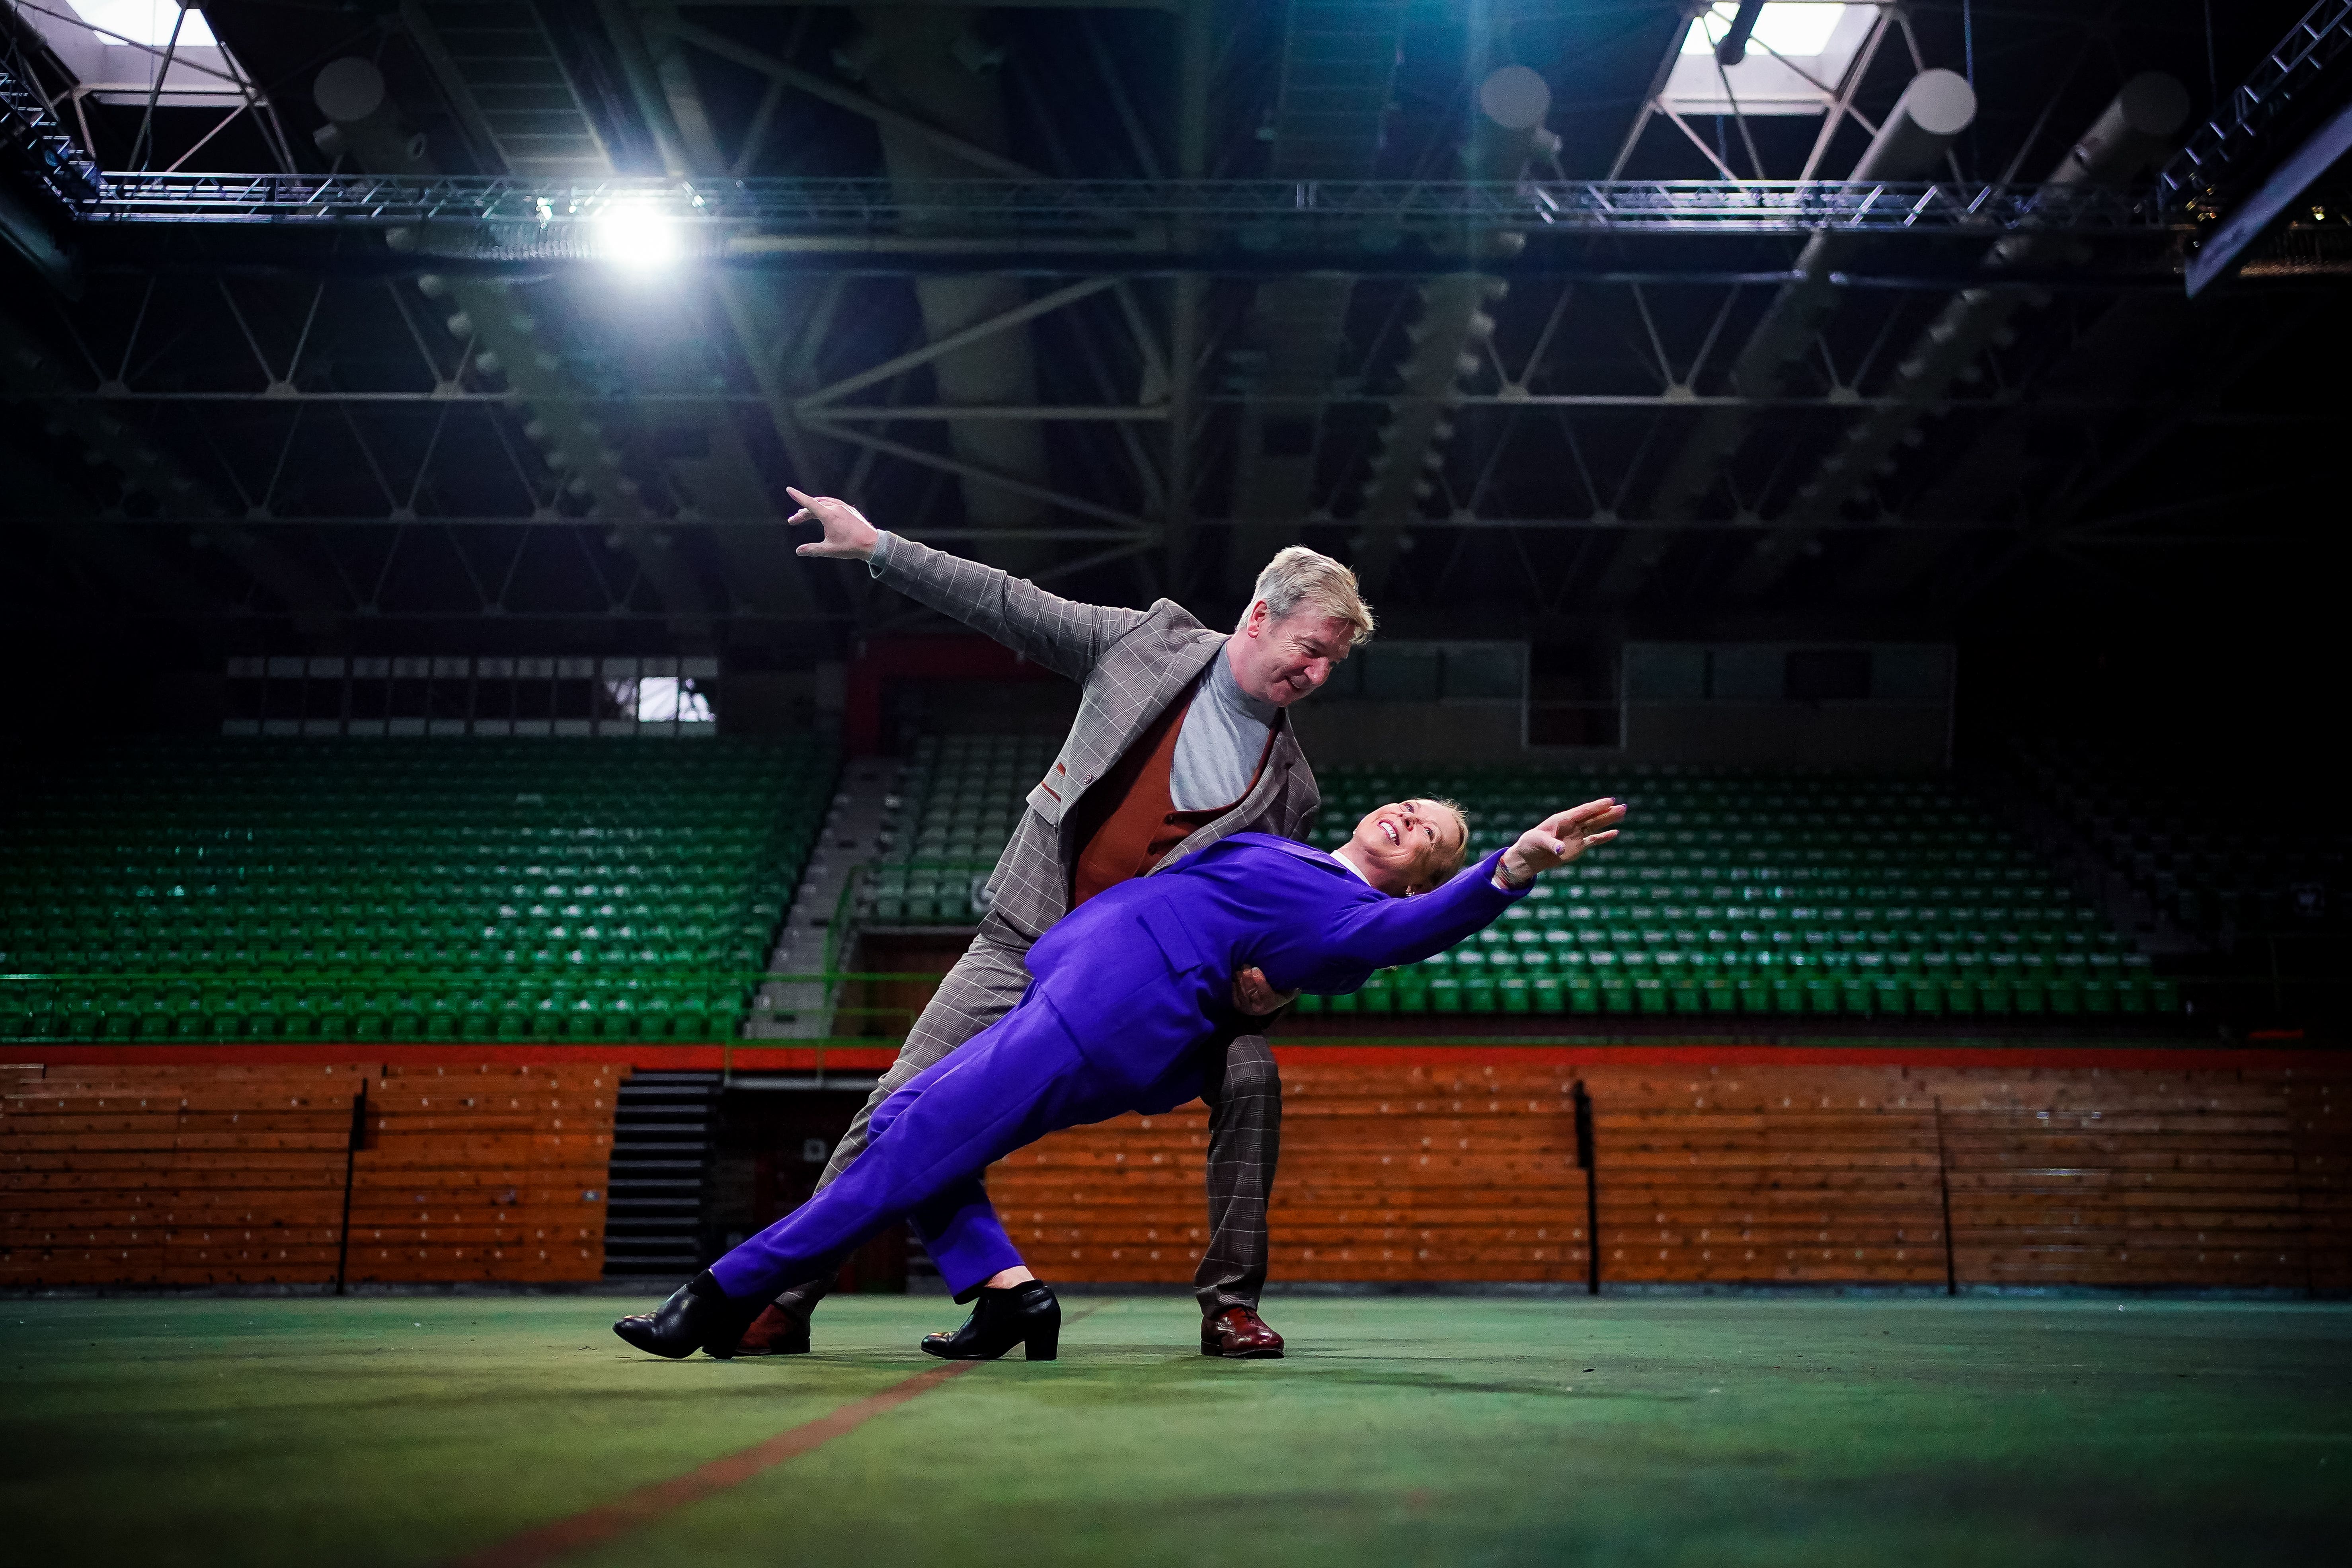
[1022,833,1526,1112]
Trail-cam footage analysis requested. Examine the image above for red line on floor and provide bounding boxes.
[1269,1043,2344,1071]
[8,1044,902,1070]
[444,1362,974,1568]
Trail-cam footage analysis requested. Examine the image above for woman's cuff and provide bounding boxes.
[1484,849,1533,895]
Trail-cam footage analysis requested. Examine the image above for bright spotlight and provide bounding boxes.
[590,205,683,271]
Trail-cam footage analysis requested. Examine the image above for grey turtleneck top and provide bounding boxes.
[1168,647,1279,811]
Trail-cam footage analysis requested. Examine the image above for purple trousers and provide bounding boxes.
[706,990,1139,1303]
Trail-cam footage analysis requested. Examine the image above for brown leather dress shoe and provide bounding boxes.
[730,1303,811,1356]
[1200,1305,1284,1359]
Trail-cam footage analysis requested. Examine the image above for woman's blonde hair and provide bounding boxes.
[1427,796,1472,880]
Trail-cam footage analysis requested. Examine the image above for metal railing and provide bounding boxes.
[5,965,2343,1045]
[0,967,942,1044]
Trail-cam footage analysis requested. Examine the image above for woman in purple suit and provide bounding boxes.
[616,794,1625,1363]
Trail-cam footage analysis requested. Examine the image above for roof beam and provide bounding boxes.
[0,310,344,630]
[1591,68,1976,603]
[312,47,721,644]
[1718,73,2191,600]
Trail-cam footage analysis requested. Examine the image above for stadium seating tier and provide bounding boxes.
[1298,769,2164,1020]
[1,738,837,1042]
[855,741,2170,1021]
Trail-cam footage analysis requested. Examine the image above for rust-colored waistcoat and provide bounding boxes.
[1068,695,1274,909]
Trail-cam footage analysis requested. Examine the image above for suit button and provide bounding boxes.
[1082,772,1094,783]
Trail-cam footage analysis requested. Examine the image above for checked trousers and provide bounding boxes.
[773,912,1281,1319]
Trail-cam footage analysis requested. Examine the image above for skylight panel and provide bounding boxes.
[1661,2,1876,118]
[21,0,248,109]
[1681,3,1843,59]
[68,2,219,48]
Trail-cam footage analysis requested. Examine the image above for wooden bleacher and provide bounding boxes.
[5,1051,2344,1293]
[1,1061,622,1288]
[991,1055,2352,1292]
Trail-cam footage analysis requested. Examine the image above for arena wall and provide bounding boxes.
[996,1051,2352,1294]
[1,1061,621,1289]
[4,1048,2343,1294]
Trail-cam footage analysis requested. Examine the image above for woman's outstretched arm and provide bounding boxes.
[1281,798,1626,982]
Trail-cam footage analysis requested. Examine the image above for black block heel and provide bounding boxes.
[920,1280,1061,1362]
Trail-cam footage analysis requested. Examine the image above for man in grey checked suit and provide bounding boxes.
[740,486,1373,1360]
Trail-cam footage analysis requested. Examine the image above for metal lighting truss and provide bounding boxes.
[2159,0,2352,209]
[0,3,2334,638]
[68,172,2169,243]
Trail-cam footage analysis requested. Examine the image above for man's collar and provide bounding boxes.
[1206,642,1281,726]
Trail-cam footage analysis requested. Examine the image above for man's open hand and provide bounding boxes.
[1232,967,1297,1018]
[788,488,882,560]
[1498,798,1625,887]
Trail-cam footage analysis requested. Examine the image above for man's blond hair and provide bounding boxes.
[1242,546,1376,648]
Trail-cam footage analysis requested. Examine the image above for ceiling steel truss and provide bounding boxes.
[0,0,2340,648]
[64,172,2177,241]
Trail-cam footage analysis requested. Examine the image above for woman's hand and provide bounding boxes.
[1496,798,1625,888]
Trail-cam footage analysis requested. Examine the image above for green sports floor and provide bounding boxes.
[5,1295,2347,1568]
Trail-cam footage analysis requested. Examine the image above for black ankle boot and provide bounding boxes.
[613,1271,761,1360]
[920,1281,1061,1362]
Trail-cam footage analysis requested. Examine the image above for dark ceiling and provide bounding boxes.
[0,0,2345,678]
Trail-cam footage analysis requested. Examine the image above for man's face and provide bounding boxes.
[1229,603,1355,708]
[1348,799,1469,896]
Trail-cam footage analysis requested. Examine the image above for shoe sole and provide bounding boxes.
[1200,1344,1285,1359]
[612,1321,695,1360]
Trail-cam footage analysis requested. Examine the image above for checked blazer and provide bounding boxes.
[873,533,1323,941]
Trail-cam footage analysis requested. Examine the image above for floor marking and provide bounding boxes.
[448,1306,1103,1568]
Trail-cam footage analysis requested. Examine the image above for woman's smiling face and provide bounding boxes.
[1346,798,1469,895]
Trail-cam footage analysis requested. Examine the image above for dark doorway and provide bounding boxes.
[706,1079,913,1294]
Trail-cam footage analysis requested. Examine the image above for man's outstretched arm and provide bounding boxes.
[790,488,1148,682]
